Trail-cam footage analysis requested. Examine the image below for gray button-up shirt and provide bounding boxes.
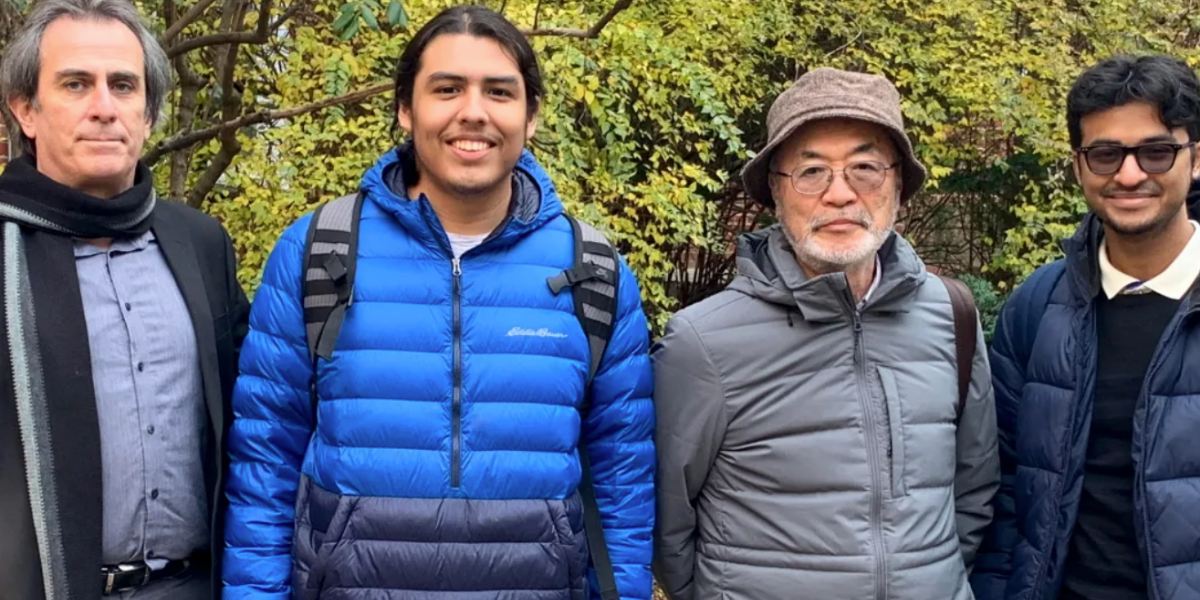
[74,230,209,568]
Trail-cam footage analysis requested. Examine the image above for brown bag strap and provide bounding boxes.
[936,275,977,422]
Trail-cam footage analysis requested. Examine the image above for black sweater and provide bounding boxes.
[1059,291,1180,600]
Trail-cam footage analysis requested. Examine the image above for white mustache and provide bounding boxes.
[810,213,871,232]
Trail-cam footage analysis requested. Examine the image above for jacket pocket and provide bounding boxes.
[292,476,356,599]
[546,494,587,599]
[878,366,907,497]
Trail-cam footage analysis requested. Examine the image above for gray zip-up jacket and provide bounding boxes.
[652,225,999,600]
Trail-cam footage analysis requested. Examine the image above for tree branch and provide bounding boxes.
[160,0,219,46]
[145,81,392,165]
[824,27,863,58]
[168,53,204,198]
[183,0,257,207]
[185,128,241,207]
[167,30,257,59]
[269,1,304,29]
[165,0,282,59]
[522,0,632,39]
[163,0,177,32]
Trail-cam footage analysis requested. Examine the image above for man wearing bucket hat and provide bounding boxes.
[652,67,1000,600]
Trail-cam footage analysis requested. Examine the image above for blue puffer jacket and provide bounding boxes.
[971,212,1200,600]
[222,147,655,600]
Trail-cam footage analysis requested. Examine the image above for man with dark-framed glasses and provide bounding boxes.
[652,67,999,600]
[972,55,1200,600]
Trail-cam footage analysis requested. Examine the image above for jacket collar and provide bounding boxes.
[359,142,563,252]
[1063,209,1200,313]
[731,225,927,323]
[1061,212,1105,307]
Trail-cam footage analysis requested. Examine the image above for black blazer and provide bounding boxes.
[151,200,250,596]
[0,200,248,600]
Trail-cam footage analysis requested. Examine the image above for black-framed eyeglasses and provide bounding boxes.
[769,161,898,195]
[1075,142,1196,176]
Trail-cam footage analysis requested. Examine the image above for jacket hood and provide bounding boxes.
[359,142,564,252]
[727,224,928,322]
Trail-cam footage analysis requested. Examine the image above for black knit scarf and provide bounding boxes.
[0,155,155,600]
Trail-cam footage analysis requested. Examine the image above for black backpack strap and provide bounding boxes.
[547,214,621,600]
[302,192,364,413]
[549,215,620,387]
[303,192,364,360]
[937,275,978,422]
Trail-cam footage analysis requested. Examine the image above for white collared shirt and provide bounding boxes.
[1099,220,1200,300]
[859,255,883,309]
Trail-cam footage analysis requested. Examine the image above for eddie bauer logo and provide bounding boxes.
[507,327,568,339]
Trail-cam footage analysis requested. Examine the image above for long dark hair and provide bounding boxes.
[392,4,543,134]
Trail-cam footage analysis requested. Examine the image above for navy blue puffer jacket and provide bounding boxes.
[971,210,1200,600]
[222,147,655,600]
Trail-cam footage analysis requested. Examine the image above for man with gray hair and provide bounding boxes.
[0,0,247,598]
[652,68,1000,600]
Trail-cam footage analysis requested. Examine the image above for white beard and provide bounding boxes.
[784,204,897,274]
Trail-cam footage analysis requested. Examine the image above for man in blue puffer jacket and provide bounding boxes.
[971,55,1200,600]
[220,6,655,600]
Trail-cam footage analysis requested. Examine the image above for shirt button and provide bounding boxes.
[150,489,159,500]
[146,425,155,435]
[124,302,132,312]
[137,362,144,372]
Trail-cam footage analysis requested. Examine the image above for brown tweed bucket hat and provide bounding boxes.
[742,67,927,208]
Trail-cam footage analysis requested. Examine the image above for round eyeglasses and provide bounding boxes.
[1075,142,1196,176]
[769,161,898,195]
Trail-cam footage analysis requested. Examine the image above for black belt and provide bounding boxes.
[101,551,209,596]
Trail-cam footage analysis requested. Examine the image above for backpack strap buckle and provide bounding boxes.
[322,252,348,285]
[547,264,612,295]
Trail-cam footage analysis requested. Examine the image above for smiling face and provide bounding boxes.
[7,16,150,198]
[1073,101,1199,239]
[772,118,901,274]
[398,33,537,202]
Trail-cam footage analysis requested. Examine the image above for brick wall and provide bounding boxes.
[0,121,8,165]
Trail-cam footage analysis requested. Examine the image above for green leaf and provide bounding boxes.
[332,2,357,34]
[386,0,403,26]
[395,0,409,28]
[339,17,361,40]
[359,5,379,30]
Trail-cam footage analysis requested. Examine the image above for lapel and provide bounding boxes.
[151,211,224,439]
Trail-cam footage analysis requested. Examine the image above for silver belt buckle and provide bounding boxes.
[103,563,149,596]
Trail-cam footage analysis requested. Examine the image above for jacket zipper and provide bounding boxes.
[451,257,463,489]
[852,312,888,600]
[1032,309,1094,600]
[421,197,519,491]
[1134,306,1195,600]
[420,203,469,491]
[1031,304,1195,600]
